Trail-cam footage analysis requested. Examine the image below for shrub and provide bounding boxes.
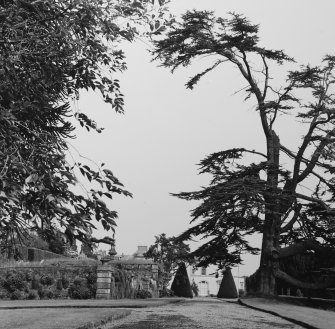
[159,288,174,298]
[191,280,199,297]
[45,289,54,299]
[61,276,70,289]
[135,289,152,299]
[27,290,39,300]
[40,275,54,286]
[68,277,92,299]
[0,290,9,299]
[56,279,63,290]
[38,288,54,299]
[238,289,245,297]
[31,275,41,290]
[25,271,33,282]
[86,271,97,285]
[3,271,26,293]
[10,290,23,300]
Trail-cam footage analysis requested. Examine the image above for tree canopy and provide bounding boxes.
[0,0,170,255]
[153,11,335,295]
[144,233,193,288]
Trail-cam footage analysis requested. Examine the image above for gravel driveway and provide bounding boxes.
[103,298,303,329]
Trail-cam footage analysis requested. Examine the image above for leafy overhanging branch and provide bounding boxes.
[0,0,171,255]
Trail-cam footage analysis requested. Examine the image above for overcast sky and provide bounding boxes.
[72,0,335,276]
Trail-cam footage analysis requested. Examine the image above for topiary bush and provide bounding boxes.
[171,263,193,298]
[217,268,238,299]
[135,289,152,299]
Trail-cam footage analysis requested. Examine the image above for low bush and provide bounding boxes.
[238,289,245,297]
[135,289,152,299]
[0,290,9,299]
[40,275,54,286]
[10,290,23,300]
[27,289,39,300]
[38,288,54,299]
[3,271,27,293]
[86,270,97,285]
[25,271,33,282]
[68,277,93,299]
[159,288,174,298]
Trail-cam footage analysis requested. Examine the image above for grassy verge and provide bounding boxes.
[1,308,130,329]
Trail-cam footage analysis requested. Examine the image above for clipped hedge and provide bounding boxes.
[217,268,238,298]
[171,263,193,298]
[0,262,98,300]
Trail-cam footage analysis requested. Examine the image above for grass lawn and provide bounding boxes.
[1,307,131,329]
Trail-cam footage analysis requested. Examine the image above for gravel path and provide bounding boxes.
[103,298,303,329]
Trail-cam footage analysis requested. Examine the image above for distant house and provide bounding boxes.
[187,265,246,297]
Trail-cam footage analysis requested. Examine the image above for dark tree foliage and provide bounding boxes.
[153,11,335,295]
[0,0,170,255]
[144,233,193,288]
[217,268,237,298]
[170,262,193,298]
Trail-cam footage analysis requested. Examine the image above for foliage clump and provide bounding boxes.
[0,265,97,300]
[40,275,54,286]
[0,0,170,257]
[135,289,152,299]
[68,277,95,299]
[3,271,26,292]
[159,288,174,297]
[191,280,199,297]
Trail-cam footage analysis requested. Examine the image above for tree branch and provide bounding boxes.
[280,203,302,233]
[275,269,334,289]
[278,239,335,258]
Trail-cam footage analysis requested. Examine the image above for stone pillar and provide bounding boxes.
[96,265,113,299]
[151,264,159,298]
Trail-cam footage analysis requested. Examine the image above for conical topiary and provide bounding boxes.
[171,262,193,298]
[217,268,238,298]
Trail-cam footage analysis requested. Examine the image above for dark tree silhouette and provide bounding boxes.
[153,11,335,295]
[171,262,193,298]
[217,268,238,299]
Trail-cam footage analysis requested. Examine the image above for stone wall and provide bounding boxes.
[0,264,97,300]
[0,259,160,300]
[96,261,160,299]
